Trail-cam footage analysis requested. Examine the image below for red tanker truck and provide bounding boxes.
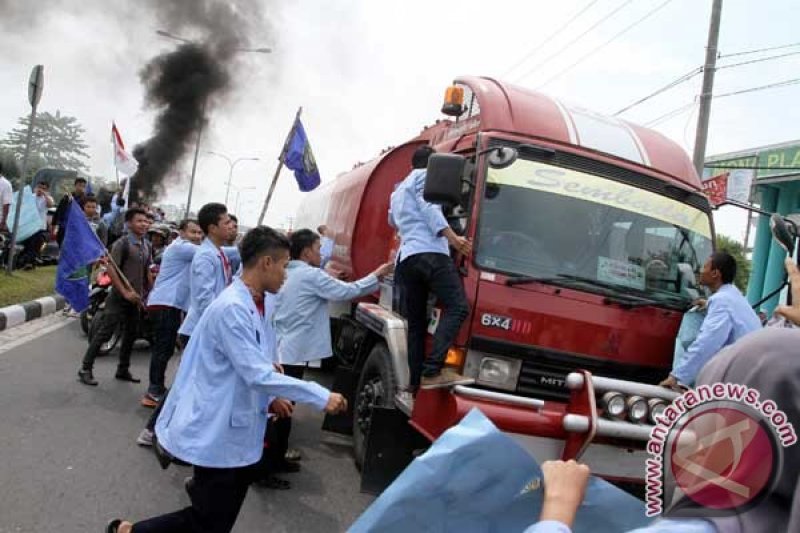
[295,76,713,491]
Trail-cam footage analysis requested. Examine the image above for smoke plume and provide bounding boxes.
[130,0,266,203]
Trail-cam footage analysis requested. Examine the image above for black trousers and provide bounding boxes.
[146,335,189,432]
[81,292,140,372]
[132,464,257,533]
[395,253,469,388]
[270,364,305,466]
[18,230,47,267]
[147,307,183,396]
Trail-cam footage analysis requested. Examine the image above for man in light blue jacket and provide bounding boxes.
[140,219,204,408]
[109,227,348,533]
[660,251,761,389]
[275,228,393,368]
[178,203,239,339]
[272,229,391,468]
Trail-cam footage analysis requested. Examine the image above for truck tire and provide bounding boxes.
[353,343,397,470]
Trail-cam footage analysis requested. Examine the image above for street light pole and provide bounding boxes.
[206,152,260,207]
[156,30,270,219]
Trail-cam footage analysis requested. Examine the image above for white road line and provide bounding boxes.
[0,314,74,355]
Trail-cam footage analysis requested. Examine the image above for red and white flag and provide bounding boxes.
[111,122,139,177]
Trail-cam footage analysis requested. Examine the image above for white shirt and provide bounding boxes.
[0,175,12,224]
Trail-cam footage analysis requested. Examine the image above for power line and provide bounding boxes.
[501,0,600,78]
[717,49,800,71]
[614,66,703,116]
[714,77,800,98]
[718,41,800,59]
[536,0,676,90]
[644,102,695,127]
[514,0,635,83]
[614,48,800,117]
[643,76,800,127]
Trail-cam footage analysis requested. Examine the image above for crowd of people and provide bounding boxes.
[3,145,798,532]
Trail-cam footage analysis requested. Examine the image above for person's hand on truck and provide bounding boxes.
[443,227,472,256]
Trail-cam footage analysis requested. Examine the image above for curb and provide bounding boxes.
[0,294,67,332]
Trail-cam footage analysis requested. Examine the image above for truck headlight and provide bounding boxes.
[479,358,512,384]
[471,355,521,392]
[626,395,649,423]
[648,399,667,423]
[601,391,626,419]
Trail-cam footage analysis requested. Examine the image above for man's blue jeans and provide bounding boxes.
[396,253,470,389]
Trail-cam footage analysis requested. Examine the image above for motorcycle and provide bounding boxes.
[80,266,112,335]
[85,265,154,355]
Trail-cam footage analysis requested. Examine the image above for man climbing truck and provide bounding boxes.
[295,76,713,489]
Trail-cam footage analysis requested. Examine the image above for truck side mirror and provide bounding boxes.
[423,153,466,206]
[770,214,796,253]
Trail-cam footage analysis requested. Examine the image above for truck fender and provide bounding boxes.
[354,302,410,392]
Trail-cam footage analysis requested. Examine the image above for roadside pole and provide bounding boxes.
[6,65,44,275]
[691,0,723,176]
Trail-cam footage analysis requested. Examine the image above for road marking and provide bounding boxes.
[0,314,74,355]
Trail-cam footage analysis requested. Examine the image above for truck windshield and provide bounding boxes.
[475,157,713,306]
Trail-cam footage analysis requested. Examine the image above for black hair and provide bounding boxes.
[411,146,435,169]
[197,202,228,234]
[125,207,148,222]
[710,251,737,284]
[37,180,49,187]
[240,226,290,267]
[289,228,320,260]
[74,177,87,185]
[179,219,199,231]
[229,214,238,223]
[83,194,98,205]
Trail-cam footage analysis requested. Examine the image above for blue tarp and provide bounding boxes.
[350,408,650,533]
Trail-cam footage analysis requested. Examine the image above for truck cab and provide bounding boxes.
[295,76,714,491]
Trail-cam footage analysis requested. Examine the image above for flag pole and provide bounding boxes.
[257,106,302,227]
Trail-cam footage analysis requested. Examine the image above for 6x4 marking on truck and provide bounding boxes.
[481,313,512,331]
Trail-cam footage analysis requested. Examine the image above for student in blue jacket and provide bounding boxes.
[107,226,349,533]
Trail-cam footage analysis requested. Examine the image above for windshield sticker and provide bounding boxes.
[597,256,646,290]
[488,160,711,238]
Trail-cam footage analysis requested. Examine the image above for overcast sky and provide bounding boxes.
[1,0,798,239]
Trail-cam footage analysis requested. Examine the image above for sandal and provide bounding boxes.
[256,475,291,490]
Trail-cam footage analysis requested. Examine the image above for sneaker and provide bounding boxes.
[284,448,302,462]
[420,368,475,390]
[140,393,161,408]
[136,428,154,447]
[77,369,98,386]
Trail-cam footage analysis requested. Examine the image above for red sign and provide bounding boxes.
[702,173,729,207]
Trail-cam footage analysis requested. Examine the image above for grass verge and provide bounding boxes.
[0,266,57,308]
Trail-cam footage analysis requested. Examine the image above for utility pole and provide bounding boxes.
[692,0,723,176]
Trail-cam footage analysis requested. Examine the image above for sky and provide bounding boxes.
[0,0,798,239]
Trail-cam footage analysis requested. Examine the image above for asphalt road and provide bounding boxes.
[0,315,374,532]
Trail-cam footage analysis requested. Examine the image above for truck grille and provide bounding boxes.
[471,336,667,402]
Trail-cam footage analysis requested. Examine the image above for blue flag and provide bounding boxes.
[282,119,320,192]
[349,409,650,533]
[55,201,106,312]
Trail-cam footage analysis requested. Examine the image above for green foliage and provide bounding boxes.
[716,234,751,291]
[1,110,90,176]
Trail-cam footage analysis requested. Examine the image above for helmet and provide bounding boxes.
[147,223,170,239]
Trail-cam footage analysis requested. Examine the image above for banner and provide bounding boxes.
[701,172,728,207]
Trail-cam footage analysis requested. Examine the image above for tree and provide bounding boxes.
[716,234,750,291]
[1,110,91,175]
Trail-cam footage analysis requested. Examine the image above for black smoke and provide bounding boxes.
[130,0,267,203]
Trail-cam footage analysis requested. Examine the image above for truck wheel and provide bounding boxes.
[353,343,397,470]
